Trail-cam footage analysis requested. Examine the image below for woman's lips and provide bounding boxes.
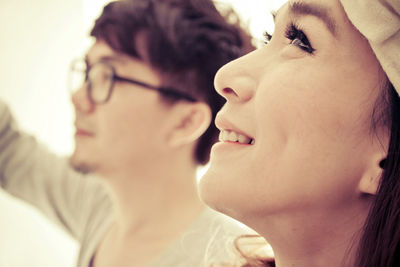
[215,113,255,145]
[219,129,254,145]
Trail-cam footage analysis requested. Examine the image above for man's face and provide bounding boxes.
[70,40,172,176]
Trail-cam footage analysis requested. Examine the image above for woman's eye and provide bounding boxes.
[263,31,273,44]
[285,23,315,54]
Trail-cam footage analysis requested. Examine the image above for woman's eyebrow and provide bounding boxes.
[274,2,337,37]
[289,2,337,36]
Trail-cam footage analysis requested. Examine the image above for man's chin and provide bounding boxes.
[69,156,95,175]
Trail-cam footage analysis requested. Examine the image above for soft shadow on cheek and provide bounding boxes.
[255,88,296,147]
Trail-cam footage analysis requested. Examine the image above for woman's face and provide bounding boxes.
[199,0,386,221]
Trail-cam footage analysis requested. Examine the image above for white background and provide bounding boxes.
[0,0,286,266]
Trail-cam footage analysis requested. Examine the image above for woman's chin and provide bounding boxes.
[198,168,225,210]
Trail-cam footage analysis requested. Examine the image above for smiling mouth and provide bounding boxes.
[219,130,255,145]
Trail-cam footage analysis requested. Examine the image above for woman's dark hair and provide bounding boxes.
[90,0,254,165]
[356,81,400,267]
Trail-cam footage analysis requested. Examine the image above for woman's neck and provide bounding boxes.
[244,201,371,267]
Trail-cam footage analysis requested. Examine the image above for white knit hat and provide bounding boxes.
[340,0,400,95]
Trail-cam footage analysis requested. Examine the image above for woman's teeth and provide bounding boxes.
[219,130,254,145]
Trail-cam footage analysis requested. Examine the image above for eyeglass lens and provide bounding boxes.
[89,63,113,103]
[69,61,114,103]
[69,60,87,95]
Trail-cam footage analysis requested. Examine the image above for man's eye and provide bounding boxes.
[263,31,273,45]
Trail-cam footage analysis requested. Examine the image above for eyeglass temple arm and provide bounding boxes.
[114,76,197,102]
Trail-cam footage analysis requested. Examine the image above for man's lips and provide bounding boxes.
[75,128,94,137]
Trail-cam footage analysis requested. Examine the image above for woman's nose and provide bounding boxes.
[214,52,257,103]
[71,82,95,113]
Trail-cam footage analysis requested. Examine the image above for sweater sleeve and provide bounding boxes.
[0,100,111,242]
[340,0,400,94]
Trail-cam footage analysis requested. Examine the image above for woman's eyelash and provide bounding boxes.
[262,23,315,54]
[285,23,315,54]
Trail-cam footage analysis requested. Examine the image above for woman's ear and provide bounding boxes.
[358,126,390,196]
[358,150,387,195]
[166,102,212,147]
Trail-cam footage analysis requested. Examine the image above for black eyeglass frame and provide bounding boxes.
[69,59,197,104]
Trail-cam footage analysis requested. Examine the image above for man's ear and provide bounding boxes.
[166,102,212,147]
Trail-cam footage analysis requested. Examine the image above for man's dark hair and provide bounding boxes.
[91,0,254,164]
